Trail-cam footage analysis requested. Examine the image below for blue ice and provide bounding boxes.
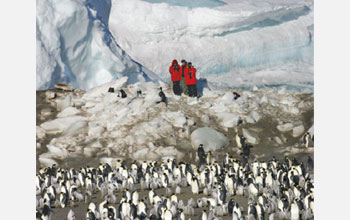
[141,0,226,8]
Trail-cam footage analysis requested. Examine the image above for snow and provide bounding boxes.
[190,127,229,151]
[37,0,313,91]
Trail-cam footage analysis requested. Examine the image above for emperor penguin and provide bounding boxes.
[233,203,242,219]
[107,205,117,220]
[41,204,52,220]
[228,198,235,216]
[248,182,259,197]
[161,173,169,188]
[177,208,185,220]
[59,192,68,208]
[291,200,300,220]
[149,189,156,204]
[200,210,208,220]
[86,208,96,220]
[163,209,173,220]
[217,185,227,205]
[190,177,200,194]
[197,144,206,166]
[247,203,258,220]
[186,170,193,187]
[235,132,245,149]
[99,200,109,216]
[206,151,213,165]
[255,203,264,220]
[303,132,312,148]
[36,209,42,220]
[137,199,147,220]
[131,190,139,205]
[120,201,131,219]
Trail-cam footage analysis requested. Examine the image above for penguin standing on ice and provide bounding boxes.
[119,89,127,98]
[137,89,142,97]
[235,132,245,149]
[197,144,206,166]
[303,132,312,148]
[157,87,168,106]
[242,143,253,158]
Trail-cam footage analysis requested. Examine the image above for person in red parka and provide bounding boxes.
[169,59,182,96]
[184,62,197,97]
[180,60,189,96]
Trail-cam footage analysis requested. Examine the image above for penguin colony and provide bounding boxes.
[36,147,313,220]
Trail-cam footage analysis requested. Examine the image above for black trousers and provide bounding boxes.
[188,84,197,97]
[172,81,181,95]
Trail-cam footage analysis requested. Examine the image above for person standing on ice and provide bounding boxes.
[185,62,198,97]
[169,59,181,96]
[180,60,189,96]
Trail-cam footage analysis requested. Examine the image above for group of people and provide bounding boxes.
[169,59,198,97]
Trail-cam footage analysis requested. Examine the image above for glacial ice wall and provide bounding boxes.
[36,0,314,91]
[36,0,160,90]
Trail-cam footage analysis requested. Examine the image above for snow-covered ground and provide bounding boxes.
[36,77,313,168]
[37,0,313,91]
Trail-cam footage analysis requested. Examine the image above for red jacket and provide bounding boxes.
[185,67,197,85]
[169,60,181,82]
